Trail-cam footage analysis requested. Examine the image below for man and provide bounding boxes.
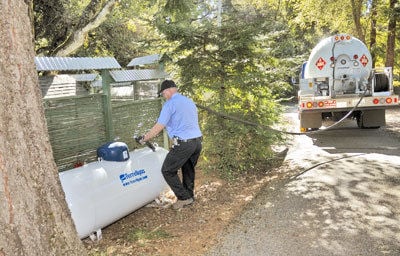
[140,80,202,209]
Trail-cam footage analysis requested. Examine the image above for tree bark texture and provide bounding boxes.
[0,1,87,255]
[369,0,377,67]
[385,0,397,68]
[350,0,365,42]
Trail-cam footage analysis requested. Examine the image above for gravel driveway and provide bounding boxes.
[205,106,400,256]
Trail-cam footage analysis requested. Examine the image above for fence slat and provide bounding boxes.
[44,94,162,171]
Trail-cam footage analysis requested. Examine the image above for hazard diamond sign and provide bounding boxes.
[315,57,326,70]
[360,54,369,67]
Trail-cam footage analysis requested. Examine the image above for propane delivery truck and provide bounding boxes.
[298,34,399,132]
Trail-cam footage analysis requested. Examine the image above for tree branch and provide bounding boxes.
[53,0,118,56]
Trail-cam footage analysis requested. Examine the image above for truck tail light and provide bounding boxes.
[373,97,397,105]
[318,101,324,107]
[306,102,313,108]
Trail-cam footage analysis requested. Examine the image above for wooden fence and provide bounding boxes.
[44,94,163,171]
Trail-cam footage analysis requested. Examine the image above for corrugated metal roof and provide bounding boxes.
[110,69,168,82]
[127,54,161,67]
[35,57,121,71]
[69,73,98,82]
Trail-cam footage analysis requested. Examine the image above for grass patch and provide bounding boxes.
[127,228,171,245]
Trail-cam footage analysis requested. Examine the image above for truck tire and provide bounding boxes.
[356,110,383,129]
[356,115,364,128]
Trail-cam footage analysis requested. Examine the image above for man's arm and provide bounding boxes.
[143,123,165,142]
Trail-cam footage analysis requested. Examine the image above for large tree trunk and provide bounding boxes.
[350,0,365,42]
[0,1,87,255]
[385,0,397,68]
[369,0,377,67]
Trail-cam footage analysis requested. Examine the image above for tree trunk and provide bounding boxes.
[350,0,365,42]
[369,0,377,67]
[0,1,87,255]
[385,0,397,68]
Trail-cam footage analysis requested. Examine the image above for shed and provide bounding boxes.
[35,57,121,98]
[35,57,121,71]
[109,69,168,99]
[39,73,102,99]
[107,54,169,99]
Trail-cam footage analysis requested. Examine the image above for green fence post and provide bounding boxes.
[101,70,115,141]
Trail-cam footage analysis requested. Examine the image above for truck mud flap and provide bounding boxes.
[299,112,322,131]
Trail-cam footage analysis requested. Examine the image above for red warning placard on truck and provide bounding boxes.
[315,57,326,70]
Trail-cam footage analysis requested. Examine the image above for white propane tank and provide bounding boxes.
[304,34,373,81]
[59,144,168,239]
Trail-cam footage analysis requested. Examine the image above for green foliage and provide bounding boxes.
[33,0,399,176]
[154,1,297,177]
[74,0,163,65]
[34,0,72,54]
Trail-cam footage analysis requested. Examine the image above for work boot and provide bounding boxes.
[172,198,194,210]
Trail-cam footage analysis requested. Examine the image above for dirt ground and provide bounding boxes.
[83,107,400,255]
[83,161,287,256]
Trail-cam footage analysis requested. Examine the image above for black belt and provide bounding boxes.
[176,136,202,143]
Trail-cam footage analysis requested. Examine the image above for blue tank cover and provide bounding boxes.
[97,142,130,162]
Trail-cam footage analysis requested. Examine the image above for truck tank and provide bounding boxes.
[302,34,374,96]
[297,34,398,131]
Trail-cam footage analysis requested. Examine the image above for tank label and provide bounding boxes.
[119,169,148,187]
[360,54,368,67]
[315,57,326,70]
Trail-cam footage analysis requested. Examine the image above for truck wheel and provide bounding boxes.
[356,115,364,128]
[357,111,381,129]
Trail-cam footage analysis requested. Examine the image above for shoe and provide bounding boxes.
[172,198,194,209]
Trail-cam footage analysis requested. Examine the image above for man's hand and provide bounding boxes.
[134,135,145,145]
[134,135,156,152]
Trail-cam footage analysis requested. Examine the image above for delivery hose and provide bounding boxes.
[195,88,369,136]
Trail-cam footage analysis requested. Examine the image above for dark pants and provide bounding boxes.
[161,137,202,200]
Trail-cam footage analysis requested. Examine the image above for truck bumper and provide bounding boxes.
[298,95,399,114]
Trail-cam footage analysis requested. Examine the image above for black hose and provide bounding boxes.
[196,88,369,136]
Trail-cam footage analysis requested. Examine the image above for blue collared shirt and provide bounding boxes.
[157,93,202,140]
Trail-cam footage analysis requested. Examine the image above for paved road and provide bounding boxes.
[205,107,400,256]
